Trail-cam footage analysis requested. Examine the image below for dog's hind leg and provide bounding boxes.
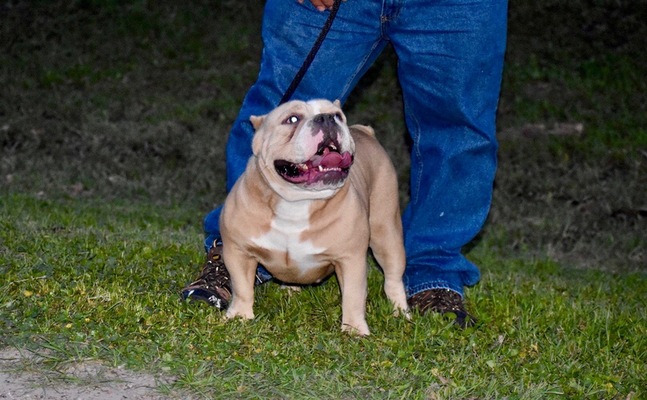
[369,215,409,317]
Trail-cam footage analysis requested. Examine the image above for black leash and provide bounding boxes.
[279,0,343,105]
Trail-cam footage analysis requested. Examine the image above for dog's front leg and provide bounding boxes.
[223,243,257,320]
[335,258,370,336]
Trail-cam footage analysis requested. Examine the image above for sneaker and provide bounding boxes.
[407,288,477,328]
[180,240,232,310]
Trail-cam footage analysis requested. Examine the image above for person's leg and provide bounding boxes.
[188,0,390,304]
[204,0,389,246]
[387,0,507,299]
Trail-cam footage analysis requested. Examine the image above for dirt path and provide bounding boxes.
[0,348,180,400]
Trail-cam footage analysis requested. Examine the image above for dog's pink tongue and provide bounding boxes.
[313,151,353,168]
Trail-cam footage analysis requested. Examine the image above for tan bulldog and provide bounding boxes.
[220,99,408,335]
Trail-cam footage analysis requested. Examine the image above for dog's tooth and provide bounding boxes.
[318,165,323,172]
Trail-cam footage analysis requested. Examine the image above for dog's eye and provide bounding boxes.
[335,112,345,123]
[284,115,300,125]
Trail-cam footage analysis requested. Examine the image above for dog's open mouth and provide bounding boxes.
[274,145,353,186]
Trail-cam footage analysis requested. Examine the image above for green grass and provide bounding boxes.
[499,54,647,153]
[1,0,646,398]
[1,194,645,398]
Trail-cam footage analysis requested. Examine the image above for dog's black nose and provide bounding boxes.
[312,113,340,144]
[313,113,336,126]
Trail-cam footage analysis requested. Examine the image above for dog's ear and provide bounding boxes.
[250,115,264,130]
[333,99,342,108]
[249,116,266,156]
[350,124,375,138]
[251,130,262,157]
[249,115,265,156]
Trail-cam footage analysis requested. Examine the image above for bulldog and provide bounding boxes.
[219,99,408,335]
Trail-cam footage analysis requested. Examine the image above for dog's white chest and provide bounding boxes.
[251,200,325,270]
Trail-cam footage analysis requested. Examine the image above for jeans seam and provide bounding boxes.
[406,100,423,205]
[408,282,463,298]
[339,39,385,100]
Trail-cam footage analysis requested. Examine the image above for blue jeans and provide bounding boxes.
[204,0,507,297]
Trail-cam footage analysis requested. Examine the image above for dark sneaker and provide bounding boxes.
[181,240,232,310]
[408,288,477,328]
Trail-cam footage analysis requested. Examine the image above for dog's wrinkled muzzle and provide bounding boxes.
[274,112,354,186]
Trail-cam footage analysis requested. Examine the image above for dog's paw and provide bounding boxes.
[393,307,411,320]
[280,284,302,293]
[341,322,370,337]
[225,306,254,320]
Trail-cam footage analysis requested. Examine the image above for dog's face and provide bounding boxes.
[250,99,355,201]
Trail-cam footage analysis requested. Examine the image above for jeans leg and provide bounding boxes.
[224,0,388,193]
[387,0,508,296]
[204,0,387,247]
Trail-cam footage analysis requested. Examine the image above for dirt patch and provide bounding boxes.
[0,348,180,399]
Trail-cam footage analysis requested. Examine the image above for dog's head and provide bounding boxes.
[250,99,355,201]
